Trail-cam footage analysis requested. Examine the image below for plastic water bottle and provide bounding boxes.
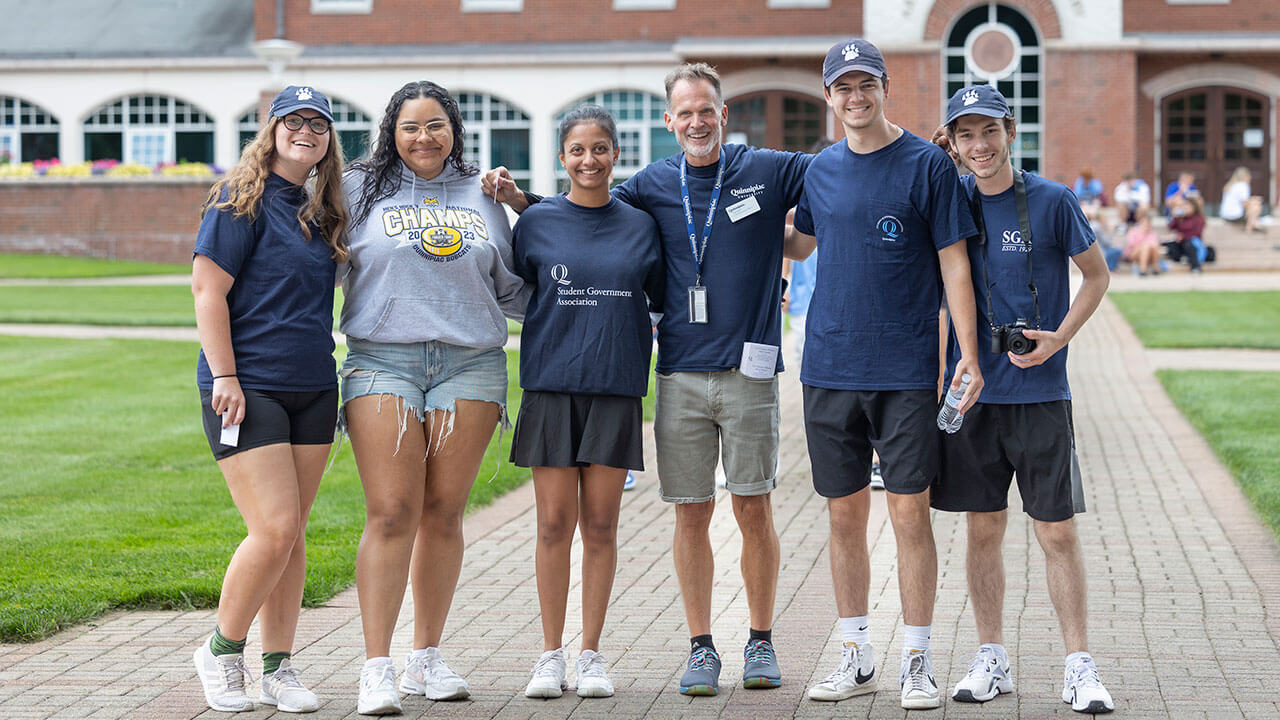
[936,373,972,434]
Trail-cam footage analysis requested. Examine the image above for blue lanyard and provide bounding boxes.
[680,152,724,286]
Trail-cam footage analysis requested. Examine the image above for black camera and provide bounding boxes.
[991,319,1037,355]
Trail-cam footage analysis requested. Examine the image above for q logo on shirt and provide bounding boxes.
[876,215,904,242]
[550,264,571,285]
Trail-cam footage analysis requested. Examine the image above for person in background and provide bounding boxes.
[191,85,347,715]
[1164,171,1197,215]
[1112,172,1151,227]
[1220,166,1263,234]
[1072,168,1104,222]
[1168,192,1207,273]
[1123,211,1162,276]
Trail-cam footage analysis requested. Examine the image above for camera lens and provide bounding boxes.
[1007,330,1036,355]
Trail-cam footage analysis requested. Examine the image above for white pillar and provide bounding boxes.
[529,111,556,196]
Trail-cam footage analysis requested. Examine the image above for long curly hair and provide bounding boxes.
[348,80,477,228]
[202,116,349,263]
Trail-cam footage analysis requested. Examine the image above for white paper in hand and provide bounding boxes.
[220,422,241,447]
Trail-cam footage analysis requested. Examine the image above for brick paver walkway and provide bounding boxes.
[3,296,1280,719]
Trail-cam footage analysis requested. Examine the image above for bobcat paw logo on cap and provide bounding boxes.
[843,43,860,61]
[963,89,980,106]
[296,87,314,101]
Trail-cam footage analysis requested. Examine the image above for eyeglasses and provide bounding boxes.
[282,114,332,134]
[398,121,452,139]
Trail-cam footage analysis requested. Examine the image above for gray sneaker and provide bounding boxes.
[679,646,721,696]
[742,639,782,689]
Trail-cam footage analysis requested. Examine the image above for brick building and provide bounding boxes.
[1,0,1277,208]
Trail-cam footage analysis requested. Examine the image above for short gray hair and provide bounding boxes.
[664,63,723,108]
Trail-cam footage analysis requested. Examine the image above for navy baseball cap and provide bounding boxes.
[269,85,334,122]
[823,38,886,87]
[945,84,1011,125]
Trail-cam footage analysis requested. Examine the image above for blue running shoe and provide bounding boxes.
[623,472,636,491]
[679,646,721,696]
[742,639,782,689]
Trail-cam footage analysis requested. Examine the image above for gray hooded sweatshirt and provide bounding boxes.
[339,160,527,347]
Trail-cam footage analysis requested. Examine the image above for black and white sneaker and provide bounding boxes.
[951,645,1014,703]
[1062,654,1114,713]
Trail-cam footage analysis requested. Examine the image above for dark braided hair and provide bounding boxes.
[349,80,477,227]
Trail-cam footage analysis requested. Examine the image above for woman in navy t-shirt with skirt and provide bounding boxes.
[510,105,663,699]
[190,86,347,714]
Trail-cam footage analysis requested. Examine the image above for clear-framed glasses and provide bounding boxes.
[282,113,332,134]
[398,121,452,139]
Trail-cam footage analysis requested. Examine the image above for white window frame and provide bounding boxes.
[462,0,522,11]
[767,0,829,7]
[0,131,17,163]
[310,0,372,13]
[613,0,675,10]
[125,129,170,167]
[457,92,531,185]
[84,94,214,166]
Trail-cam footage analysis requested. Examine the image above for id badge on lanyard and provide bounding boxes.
[681,153,723,325]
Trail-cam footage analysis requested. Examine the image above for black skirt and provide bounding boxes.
[509,390,644,470]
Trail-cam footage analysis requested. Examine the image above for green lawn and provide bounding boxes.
[0,253,188,279]
[1157,370,1280,538]
[0,285,525,335]
[1110,291,1280,349]
[0,337,529,642]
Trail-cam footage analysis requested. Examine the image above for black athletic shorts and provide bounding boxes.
[802,386,939,497]
[931,400,1086,522]
[200,387,338,460]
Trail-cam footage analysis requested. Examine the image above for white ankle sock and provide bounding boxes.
[839,616,870,646]
[364,656,393,670]
[902,624,931,655]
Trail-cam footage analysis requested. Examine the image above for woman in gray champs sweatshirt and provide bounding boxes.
[338,80,526,714]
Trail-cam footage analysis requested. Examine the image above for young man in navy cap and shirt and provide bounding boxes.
[785,38,983,710]
[932,84,1114,713]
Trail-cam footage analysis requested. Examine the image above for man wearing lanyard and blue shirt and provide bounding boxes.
[487,64,810,696]
[932,85,1114,714]
[785,38,984,710]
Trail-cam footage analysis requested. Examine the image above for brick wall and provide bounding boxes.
[1125,0,1280,33]
[0,180,212,264]
[264,0,861,45]
[1042,49,1139,192]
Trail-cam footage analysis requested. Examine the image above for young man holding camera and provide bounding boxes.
[932,85,1114,714]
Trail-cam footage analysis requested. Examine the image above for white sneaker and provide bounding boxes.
[807,641,877,701]
[525,648,568,698]
[576,649,614,698]
[399,647,469,700]
[192,636,255,712]
[899,650,941,710]
[357,661,402,715]
[260,659,319,713]
[1063,654,1114,713]
[869,462,885,490]
[951,645,1014,703]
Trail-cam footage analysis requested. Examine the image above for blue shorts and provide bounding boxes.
[339,338,509,431]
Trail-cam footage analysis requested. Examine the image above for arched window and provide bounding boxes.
[554,90,678,190]
[457,92,531,185]
[0,96,59,163]
[83,95,215,166]
[944,3,1042,172]
[727,91,825,152]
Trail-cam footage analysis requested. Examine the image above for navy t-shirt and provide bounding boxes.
[794,132,977,390]
[513,195,664,397]
[945,171,1094,404]
[613,144,811,374]
[194,173,337,391]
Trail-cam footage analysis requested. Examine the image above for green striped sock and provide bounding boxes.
[263,651,291,675]
[209,627,246,657]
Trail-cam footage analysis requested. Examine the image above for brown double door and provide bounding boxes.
[1163,87,1271,211]
[727,91,826,152]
